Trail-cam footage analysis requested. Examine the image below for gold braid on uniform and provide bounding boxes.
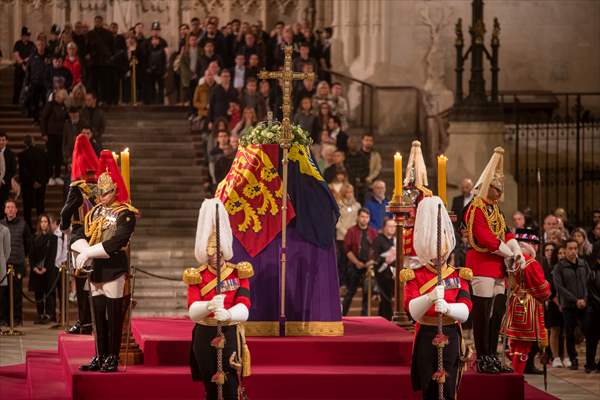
[84,203,139,246]
[466,197,507,253]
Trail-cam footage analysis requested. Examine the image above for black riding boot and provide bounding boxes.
[489,294,512,373]
[101,297,126,372]
[80,295,108,371]
[472,295,499,373]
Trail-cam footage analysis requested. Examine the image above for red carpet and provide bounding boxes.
[0,317,561,400]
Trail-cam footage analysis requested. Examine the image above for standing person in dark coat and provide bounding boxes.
[48,55,73,92]
[86,16,114,105]
[12,27,35,105]
[81,93,106,148]
[28,214,58,324]
[209,69,238,122]
[47,25,61,59]
[40,89,67,186]
[371,218,397,320]
[18,135,49,231]
[1,200,32,326]
[0,132,18,221]
[553,239,590,370]
[145,36,167,105]
[25,39,49,122]
[344,136,370,204]
[585,243,600,373]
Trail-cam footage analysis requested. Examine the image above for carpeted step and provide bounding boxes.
[0,364,28,400]
[25,350,69,400]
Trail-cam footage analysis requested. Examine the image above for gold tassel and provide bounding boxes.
[242,343,251,377]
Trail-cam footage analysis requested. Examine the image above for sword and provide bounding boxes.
[434,204,444,400]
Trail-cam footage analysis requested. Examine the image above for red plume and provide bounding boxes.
[71,134,99,181]
[97,150,129,203]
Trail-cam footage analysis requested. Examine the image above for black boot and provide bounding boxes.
[80,355,105,371]
[67,320,82,334]
[471,295,492,359]
[489,354,513,373]
[477,355,500,374]
[81,295,108,372]
[100,297,126,373]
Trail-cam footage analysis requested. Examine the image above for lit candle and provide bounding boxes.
[112,151,119,164]
[120,148,130,200]
[437,154,448,206]
[394,152,402,201]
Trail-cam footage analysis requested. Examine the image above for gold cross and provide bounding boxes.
[258,45,315,146]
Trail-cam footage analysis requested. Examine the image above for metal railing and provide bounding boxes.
[502,92,600,225]
[329,70,421,136]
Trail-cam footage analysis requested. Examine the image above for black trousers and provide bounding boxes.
[188,78,198,115]
[585,307,600,369]
[375,268,394,321]
[91,294,126,357]
[46,135,63,178]
[336,240,348,287]
[34,287,56,320]
[28,83,47,122]
[0,264,24,323]
[89,65,112,104]
[342,266,368,316]
[145,74,165,105]
[13,64,25,104]
[563,306,586,363]
[471,294,506,357]
[0,184,10,220]
[22,183,46,230]
[75,276,91,326]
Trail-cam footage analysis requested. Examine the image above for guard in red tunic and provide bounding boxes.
[464,147,523,373]
[500,228,551,374]
[183,198,252,400]
[403,196,472,400]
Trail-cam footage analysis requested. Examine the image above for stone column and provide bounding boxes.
[167,0,180,50]
[52,0,67,29]
[13,0,23,43]
[70,0,81,24]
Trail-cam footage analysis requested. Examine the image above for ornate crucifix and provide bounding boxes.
[258,46,315,336]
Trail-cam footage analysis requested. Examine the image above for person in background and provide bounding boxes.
[180,34,202,110]
[80,92,106,148]
[18,135,49,231]
[323,150,346,184]
[48,55,73,92]
[541,242,565,368]
[40,88,67,186]
[330,82,348,130]
[342,208,377,316]
[0,132,18,220]
[572,227,594,263]
[588,210,600,244]
[293,97,317,141]
[365,180,390,232]
[344,136,369,204]
[361,133,382,187]
[63,42,82,88]
[86,15,115,105]
[554,208,574,233]
[63,108,92,172]
[553,239,590,370]
[231,107,257,137]
[511,211,526,232]
[335,183,361,290]
[213,144,235,185]
[25,39,48,122]
[371,218,397,320]
[450,178,474,230]
[193,69,216,123]
[28,214,58,324]
[208,130,231,185]
[327,115,347,153]
[240,77,266,121]
[1,200,32,326]
[145,36,167,105]
[209,69,237,122]
[13,27,35,105]
[0,223,11,326]
[585,242,600,373]
[230,53,247,92]
[50,215,68,325]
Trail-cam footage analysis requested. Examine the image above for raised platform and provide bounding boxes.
[0,317,559,400]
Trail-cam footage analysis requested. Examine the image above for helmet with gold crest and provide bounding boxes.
[96,150,129,203]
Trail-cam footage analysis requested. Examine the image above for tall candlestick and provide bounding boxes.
[394,152,403,201]
[437,154,448,206]
[120,148,130,200]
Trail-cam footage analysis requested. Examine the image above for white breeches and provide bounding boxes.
[90,274,127,299]
[471,276,505,298]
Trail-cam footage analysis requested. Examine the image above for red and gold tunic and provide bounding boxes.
[402,265,473,326]
[500,255,550,344]
[184,261,253,324]
[402,185,433,259]
[464,197,515,279]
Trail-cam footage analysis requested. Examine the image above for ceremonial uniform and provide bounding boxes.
[60,134,99,334]
[500,255,550,373]
[464,147,521,373]
[185,198,253,400]
[404,196,472,400]
[72,150,138,373]
[184,262,252,399]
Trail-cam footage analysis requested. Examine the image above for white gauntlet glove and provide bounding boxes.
[207,294,225,311]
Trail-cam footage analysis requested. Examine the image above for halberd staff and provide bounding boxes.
[184,198,252,400]
[403,196,472,400]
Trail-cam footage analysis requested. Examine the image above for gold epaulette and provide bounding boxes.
[459,267,473,281]
[113,202,140,215]
[71,180,93,199]
[416,184,433,198]
[232,261,254,279]
[183,265,208,285]
[399,268,415,283]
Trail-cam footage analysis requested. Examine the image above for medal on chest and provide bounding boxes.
[218,277,240,293]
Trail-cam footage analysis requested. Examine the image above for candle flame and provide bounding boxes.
[123,147,129,153]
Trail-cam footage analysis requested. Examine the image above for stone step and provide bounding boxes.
[105,134,192,143]
[132,157,194,166]
[138,208,199,218]
[127,165,206,176]
[137,217,197,228]
[131,182,206,192]
[106,118,189,126]
[132,191,206,201]
[132,239,195,250]
[133,174,204,185]
[133,200,203,211]
[135,227,197,237]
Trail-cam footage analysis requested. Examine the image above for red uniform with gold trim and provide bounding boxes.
[402,185,432,260]
[464,197,515,279]
[500,255,551,373]
[184,261,253,398]
[402,265,473,400]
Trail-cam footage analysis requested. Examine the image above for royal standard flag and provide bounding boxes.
[216,144,296,257]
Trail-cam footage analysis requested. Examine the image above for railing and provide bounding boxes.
[329,70,421,137]
[502,92,600,225]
